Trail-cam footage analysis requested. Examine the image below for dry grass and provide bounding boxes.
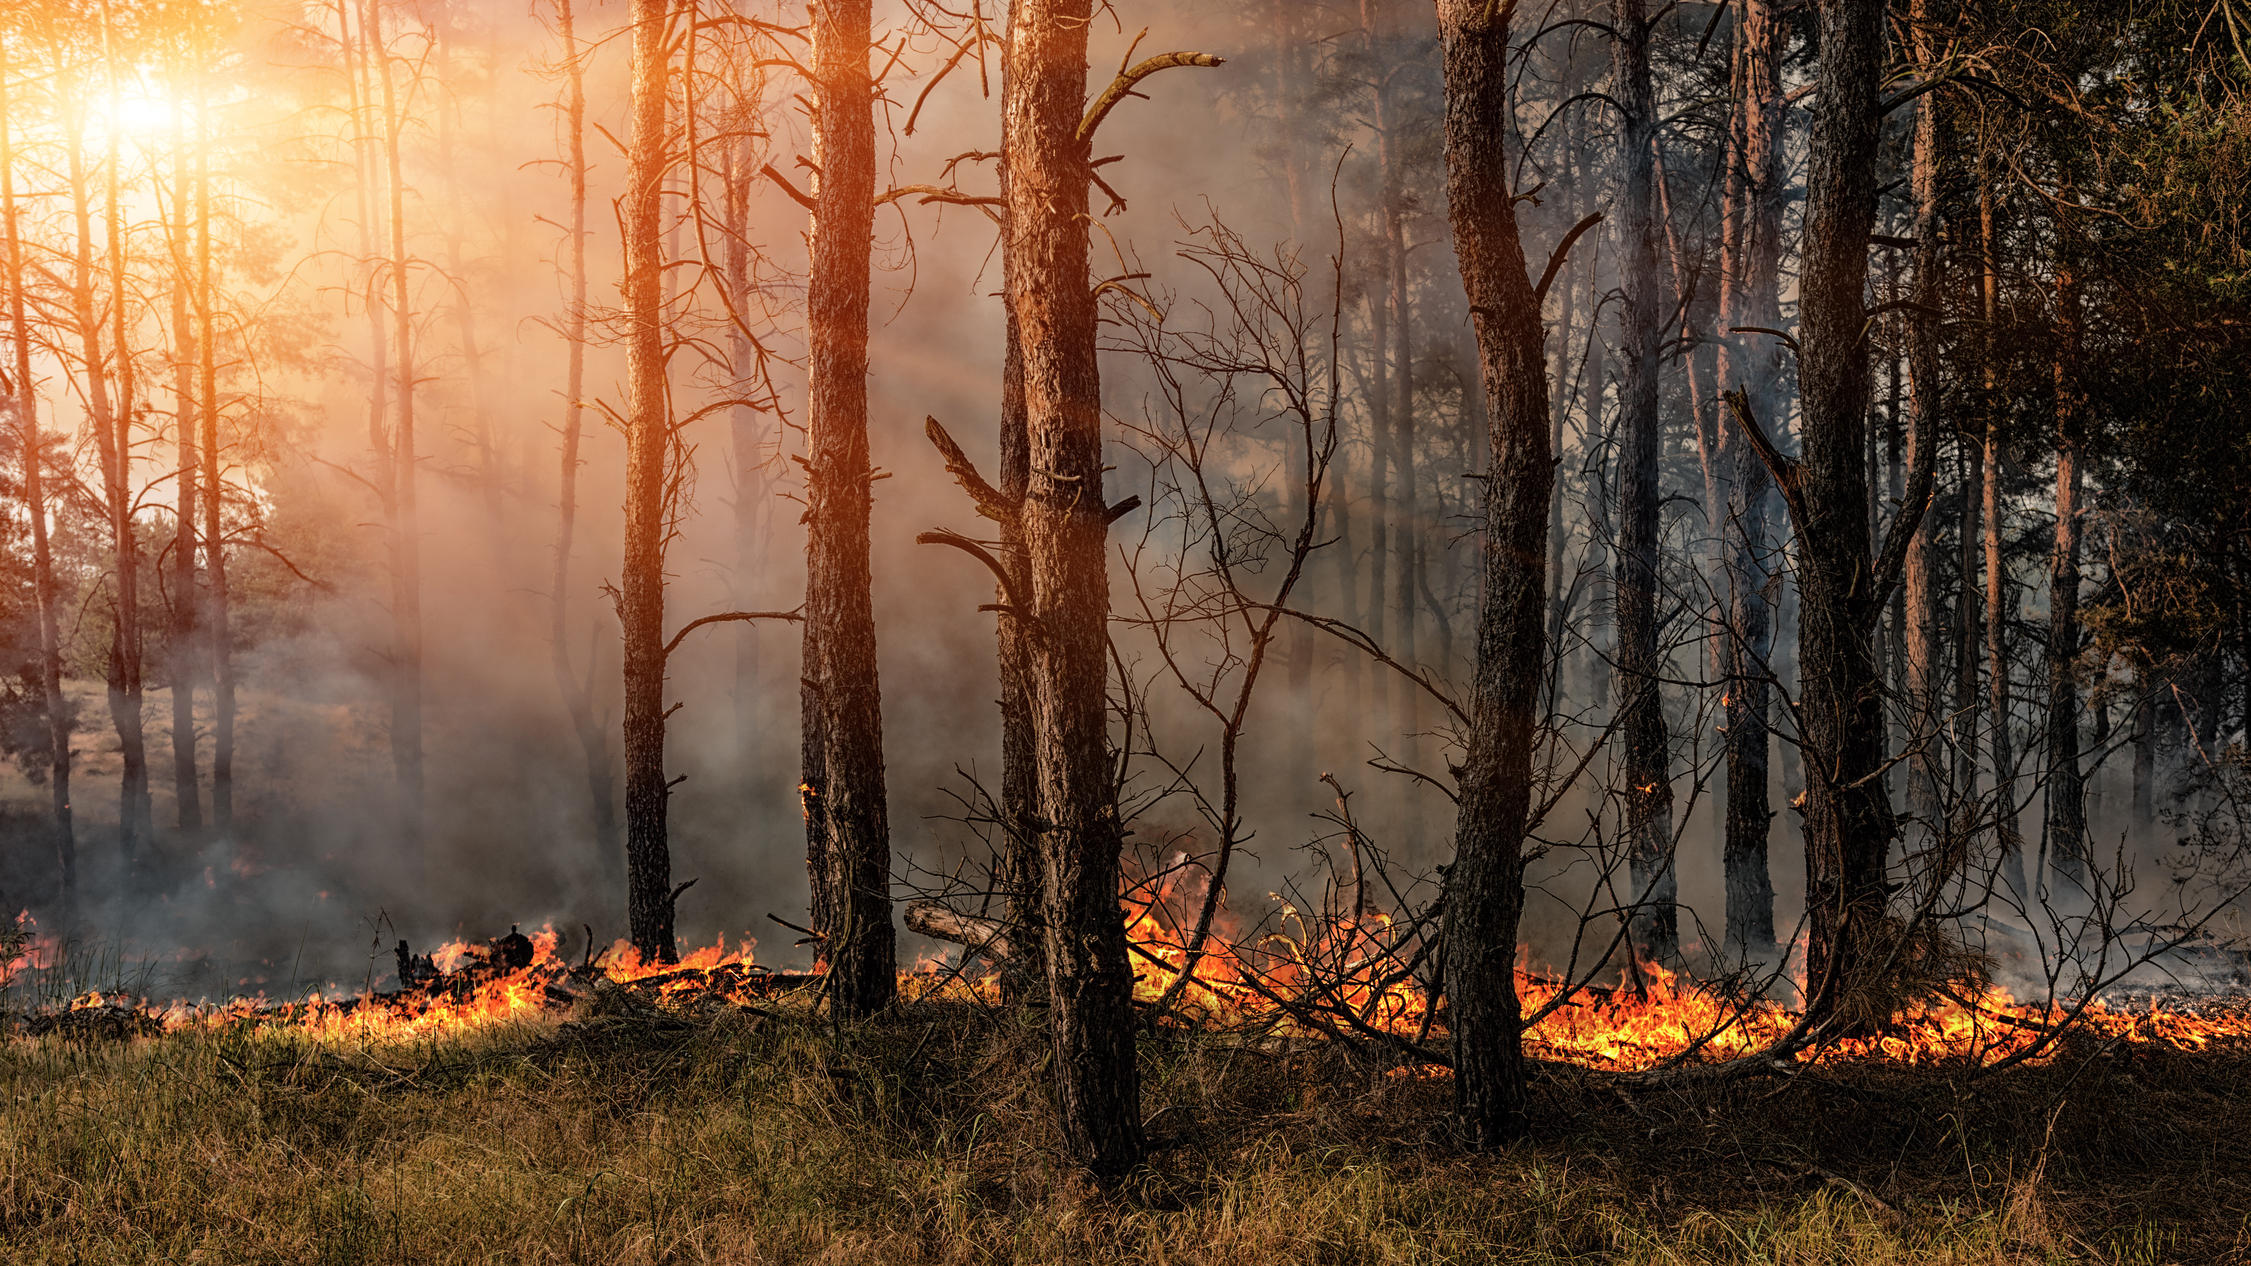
[0,997,2244,1265]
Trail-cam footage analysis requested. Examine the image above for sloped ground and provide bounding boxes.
[0,998,2244,1265]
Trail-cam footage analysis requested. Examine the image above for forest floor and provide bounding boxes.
[1,996,2246,1265]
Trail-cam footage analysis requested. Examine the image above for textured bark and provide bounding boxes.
[620,0,676,962]
[547,0,617,854]
[1902,0,1945,829]
[0,49,76,908]
[371,0,419,855]
[1715,0,1784,956]
[2045,261,2088,892]
[1782,0,1895,1022]
[1006,0,1144,1178]
[996,46,1044,995]
[799,0,896,1017]
[1436,0,1551,1147]
[1611,0,1676,959]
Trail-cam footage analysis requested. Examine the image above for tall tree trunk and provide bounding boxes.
[1980,154,2028,899]
[1759,0,1907,1025]
[1611,0,1675,960]
[1716,0,1785,956]
[1389,189,1421,830]
[371,0,421,859]
[1956,430,1983,797]
[799,0,896,1017]
[1364,291,1391,726]
[168,118,202,834]
[995,12,1043,995]
[68,66,150,867]
[195,78,236,834]
[1902,0,1945,834]
[1006,0,1143,1177]
[0,45,76,910]
[620,0,676,962]
[2045,259,2088,892]
[2131,688,2154,827]
[723,143,766,763]
[548,0,617,853]
[1436,0,1552,1147]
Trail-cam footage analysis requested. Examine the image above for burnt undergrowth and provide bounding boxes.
[1,994,2246,1264]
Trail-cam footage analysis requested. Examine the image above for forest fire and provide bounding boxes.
[9,907,2247,1072]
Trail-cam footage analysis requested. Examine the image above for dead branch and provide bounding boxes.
[1076,43,1225,148]
[662,608,802,661]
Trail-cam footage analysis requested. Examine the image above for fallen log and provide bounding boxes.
[904,900,1013,960]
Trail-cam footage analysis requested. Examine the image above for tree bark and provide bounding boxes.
[1005,0,1144,1178]
[370,0,419,858]
[67,56,151,866]
[2045,258,2088,892]
[1902,0,1945,830]
[1715,0,1785,957]
[620,0,676,962]
[1980,153,2028,900]
[995,12,1044,997]
[547,0,617,855]
[1436,0,1552,1147]
[1769,0,1899,1024]
[168,115,202,834]
[195,78,237,835]
[0,44,77,909]
[1611,0,1676,960]
[799,0,896,1017]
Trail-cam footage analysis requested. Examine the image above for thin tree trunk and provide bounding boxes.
[2045,258,2088,892]
[1611,0,1675,960]
[1902,0,1945,830]
[195,76,236,834]
[1981,154,2028,900]
[548,0,617,853]
[1436,0,1552,1147]
[1716,0,1784,956]
[1006,0,1143,1178]
[799,0,896,1016]
[2131,689,2154,827]
[168,116,202,834]
[723,143,766,767]
[68,59,151,866]
[370,0,421,859]
[620,0,676,962]
[1,45,76,910]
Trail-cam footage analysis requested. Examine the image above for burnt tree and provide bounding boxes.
[1725,0,1932,1026]
[1611,0,1676,959]
[798,0,896,1017]
[1715,0,1786,956]
[1436,0,1554,1146]
[620,0,676,961]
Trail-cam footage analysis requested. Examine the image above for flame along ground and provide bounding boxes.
[4,902,2247,1066]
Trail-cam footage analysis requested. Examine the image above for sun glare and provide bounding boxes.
[90,69,187,147]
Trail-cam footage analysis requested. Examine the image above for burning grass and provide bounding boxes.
[5,913,2251,1262]
[1,990,2247,1264]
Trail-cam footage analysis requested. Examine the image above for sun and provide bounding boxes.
[90,68,188,147]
